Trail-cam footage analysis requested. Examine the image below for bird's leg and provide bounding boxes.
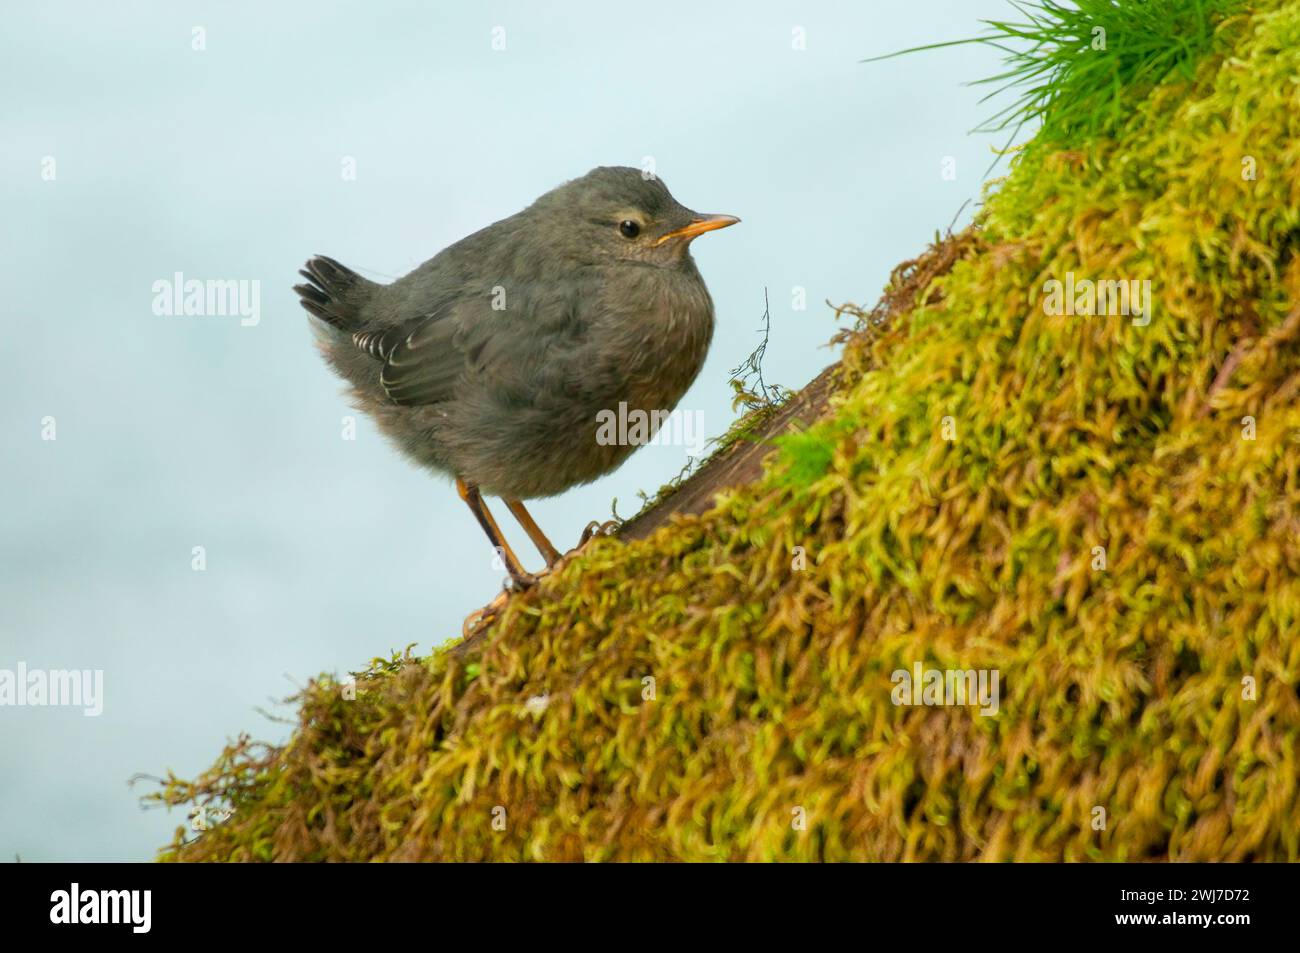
[504,498,563,569]
[456,478,535,589]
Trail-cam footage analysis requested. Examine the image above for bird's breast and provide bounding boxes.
[599,268,715,413]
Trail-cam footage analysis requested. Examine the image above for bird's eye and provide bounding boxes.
[619,220,641,239]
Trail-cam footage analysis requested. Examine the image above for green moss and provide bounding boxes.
[152,0,1300,861]
[772,427,837,486]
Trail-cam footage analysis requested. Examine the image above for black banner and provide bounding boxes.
[2,861,1281,940]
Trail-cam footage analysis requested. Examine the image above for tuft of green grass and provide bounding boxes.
[867,0,1244,152]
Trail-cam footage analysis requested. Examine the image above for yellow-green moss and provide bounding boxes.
[154,1,1300,861]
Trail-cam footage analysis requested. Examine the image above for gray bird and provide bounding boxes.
[295,166,738,587]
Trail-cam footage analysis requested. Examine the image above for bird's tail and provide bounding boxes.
[294,255,378,331]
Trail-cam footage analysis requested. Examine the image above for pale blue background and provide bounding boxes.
[1,1,1009,860]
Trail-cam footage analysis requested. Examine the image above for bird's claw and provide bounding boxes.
[462,589,510,638]
[506,571,539,592]
[461,526,614,638]
[578,519,621,547]
[460,571,539,638]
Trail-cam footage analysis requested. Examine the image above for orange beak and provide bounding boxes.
[653,213,741,246]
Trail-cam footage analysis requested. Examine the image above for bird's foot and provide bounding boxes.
[462,590,509,638]
[519,519,622,580]
[460,572,540,638]
[578,519,622,548]
[506,570,539,592]
[459,525,616,639]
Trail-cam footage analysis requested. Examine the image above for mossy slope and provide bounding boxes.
[159,1,1300,861]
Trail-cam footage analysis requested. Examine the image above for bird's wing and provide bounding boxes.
[378,282,582,408]
[377,309,464,406]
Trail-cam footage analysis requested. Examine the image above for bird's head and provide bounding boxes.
[529,166,739,267]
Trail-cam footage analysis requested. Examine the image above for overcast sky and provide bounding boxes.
[1,0,1010,860]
